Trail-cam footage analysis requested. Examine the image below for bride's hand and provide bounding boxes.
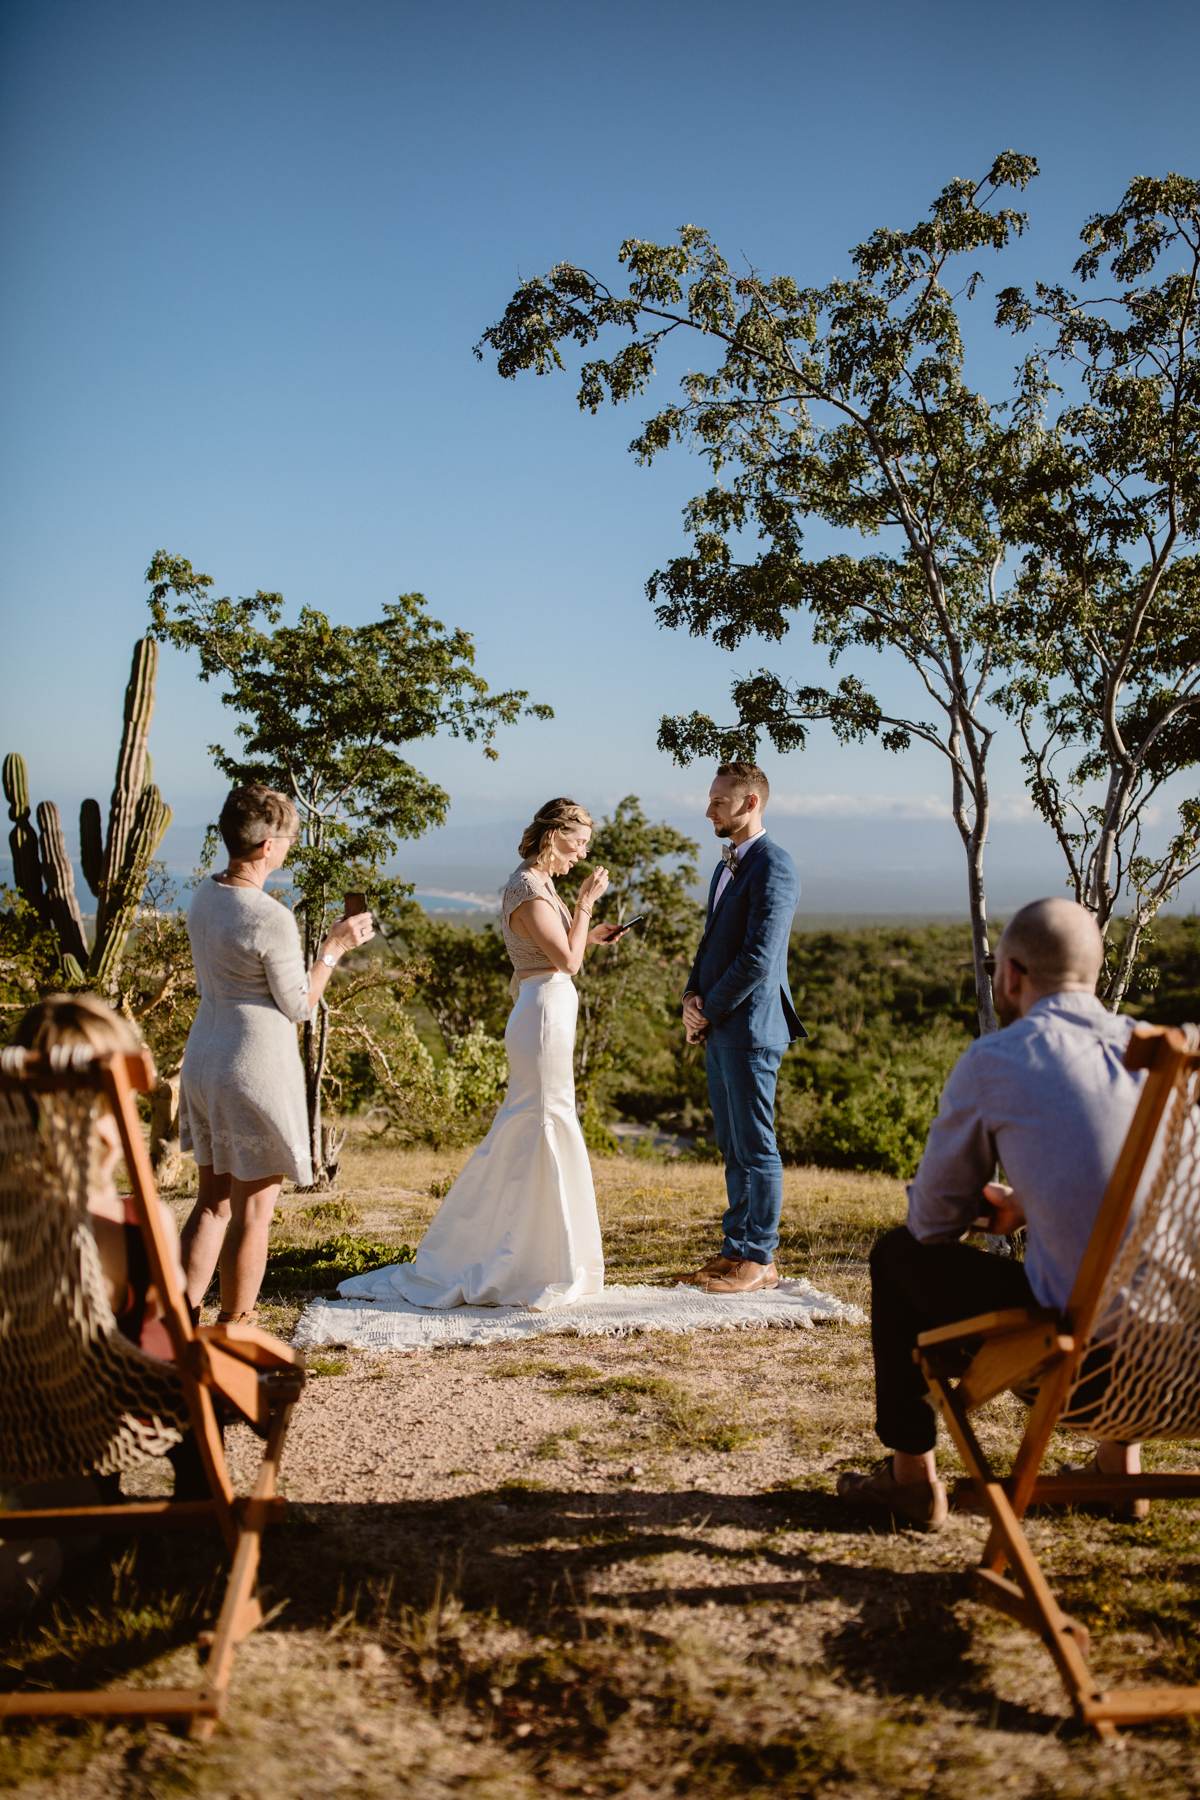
[589,922,622,944]
[578,865,609,911]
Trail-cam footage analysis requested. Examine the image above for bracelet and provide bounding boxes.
[579,907,592,918]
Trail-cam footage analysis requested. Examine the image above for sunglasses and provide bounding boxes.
[983,953,1026,978]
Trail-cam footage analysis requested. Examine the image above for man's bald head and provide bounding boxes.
[998,898,1104,998]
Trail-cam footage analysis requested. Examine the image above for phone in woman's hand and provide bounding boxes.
[343,889,389,945]
[608,914,646,938]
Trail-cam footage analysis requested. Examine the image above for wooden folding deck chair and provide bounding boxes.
[0,1043,305,1736]
[917,1022,1200,1741]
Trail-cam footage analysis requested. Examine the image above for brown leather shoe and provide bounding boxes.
[694,1259,780,1294]
[678,1254,739,1286]
[837,1457,949,1531]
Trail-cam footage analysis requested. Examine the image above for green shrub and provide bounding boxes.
[265,1234,413,1294]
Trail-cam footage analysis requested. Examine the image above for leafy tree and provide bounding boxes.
[0,890,62,1024]
[995,175,1200,1004]
[322,957,509,1150]
[558,797,702,1134]
[400,909,512,1043]
[146,550,550,1184]
[478,153,1043,1030]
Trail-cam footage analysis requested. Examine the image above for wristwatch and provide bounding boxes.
[320,952,339,969]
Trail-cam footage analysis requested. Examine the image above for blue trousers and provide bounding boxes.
[705,1039,785,1264]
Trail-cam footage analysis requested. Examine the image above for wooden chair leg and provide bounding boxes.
[928,1370,1113,1737]
[192,1402,296,1727]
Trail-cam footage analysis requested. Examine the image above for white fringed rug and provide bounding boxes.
[292,1278,863,1352]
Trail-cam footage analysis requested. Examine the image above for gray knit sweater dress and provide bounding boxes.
[179,878,313,1185]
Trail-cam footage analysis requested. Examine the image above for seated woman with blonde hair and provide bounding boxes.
[11,992,183,1359]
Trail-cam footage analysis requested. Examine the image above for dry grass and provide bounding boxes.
[4,1143,1200,1798]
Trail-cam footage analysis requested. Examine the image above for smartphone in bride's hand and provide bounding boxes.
[608,914,646,938]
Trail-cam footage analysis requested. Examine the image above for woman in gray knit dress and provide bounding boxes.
[178,785,373,1322]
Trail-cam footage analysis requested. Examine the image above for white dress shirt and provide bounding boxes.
[713,828,766,910]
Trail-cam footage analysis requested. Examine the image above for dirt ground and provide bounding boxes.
[2,1145,1199,1798]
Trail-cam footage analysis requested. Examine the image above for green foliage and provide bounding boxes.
[479,160,1200,1030]
[439,1023,509,1123]
[145,550,550,1180]
[780,1020,967,1177]
[107,863,200,1073]
[560,796,703,1117]
[992,175,1200,1002]
[145,553,550,934]
[264,1233,413,1294]
[334,972,508,1147]
[479,154,1046,1029]
[776,926,976,1174]
[0,887,63,1016]
[400,909,512,1041]
[1118,914,1200,1023]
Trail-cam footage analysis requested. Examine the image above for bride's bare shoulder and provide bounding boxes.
[501,863,550,916]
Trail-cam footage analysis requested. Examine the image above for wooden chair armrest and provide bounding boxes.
[189,1337,304,1431]
[917,1306,1061,1350]
[197,1322,305,1369]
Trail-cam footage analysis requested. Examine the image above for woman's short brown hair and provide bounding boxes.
[518,798,594,863]
[218,785,299,858]
[12,992,143,1058]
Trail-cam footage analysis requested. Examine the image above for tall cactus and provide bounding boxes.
[95,637,158,941]
[79,797,103,896]
[3,753,49,925]
[89,782,172,988]
[35,801,89,972]
[3,638,171,993]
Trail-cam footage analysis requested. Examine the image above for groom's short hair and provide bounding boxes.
[716,762,769,808]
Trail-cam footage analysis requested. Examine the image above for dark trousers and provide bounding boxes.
[870,1224,1036,1454]
[706,1039,785,1265]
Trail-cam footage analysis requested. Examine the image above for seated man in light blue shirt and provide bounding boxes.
[838,897,1146,1529]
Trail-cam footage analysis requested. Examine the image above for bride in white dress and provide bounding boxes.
[347,799,617,1310]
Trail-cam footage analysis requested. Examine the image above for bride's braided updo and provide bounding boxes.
[519,798,595,869]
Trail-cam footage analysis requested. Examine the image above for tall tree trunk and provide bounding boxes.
[966,826,998,1036]
[304,1001,332,1188]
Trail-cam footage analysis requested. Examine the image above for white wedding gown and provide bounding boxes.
[342,969,605,1310]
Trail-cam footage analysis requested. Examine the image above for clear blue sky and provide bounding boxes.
[3,0,1198,892]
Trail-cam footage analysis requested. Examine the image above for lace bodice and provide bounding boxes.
[500,865,571,978]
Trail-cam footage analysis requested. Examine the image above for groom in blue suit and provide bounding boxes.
[682,763,806,1294]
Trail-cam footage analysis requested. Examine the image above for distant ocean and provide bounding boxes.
[0,852,500,918]
[412,891,498,914]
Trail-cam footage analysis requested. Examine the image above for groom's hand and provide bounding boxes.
[682,993,709,1043]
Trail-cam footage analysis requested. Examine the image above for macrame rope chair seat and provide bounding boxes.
[0,1047,188,1483]
[1059,1027,1200,1443]
[0,1042,305,1737]
[917,1022,1200,1742]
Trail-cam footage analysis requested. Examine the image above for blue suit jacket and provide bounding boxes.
[687,836,807,1049]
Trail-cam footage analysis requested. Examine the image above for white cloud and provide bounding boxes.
[768,791,947,820]
[657,788,1041,825]
[767,791,1041,824]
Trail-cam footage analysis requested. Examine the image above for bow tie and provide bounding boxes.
[721,844,740,877]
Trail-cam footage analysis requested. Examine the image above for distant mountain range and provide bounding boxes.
[9,808,1194,919]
